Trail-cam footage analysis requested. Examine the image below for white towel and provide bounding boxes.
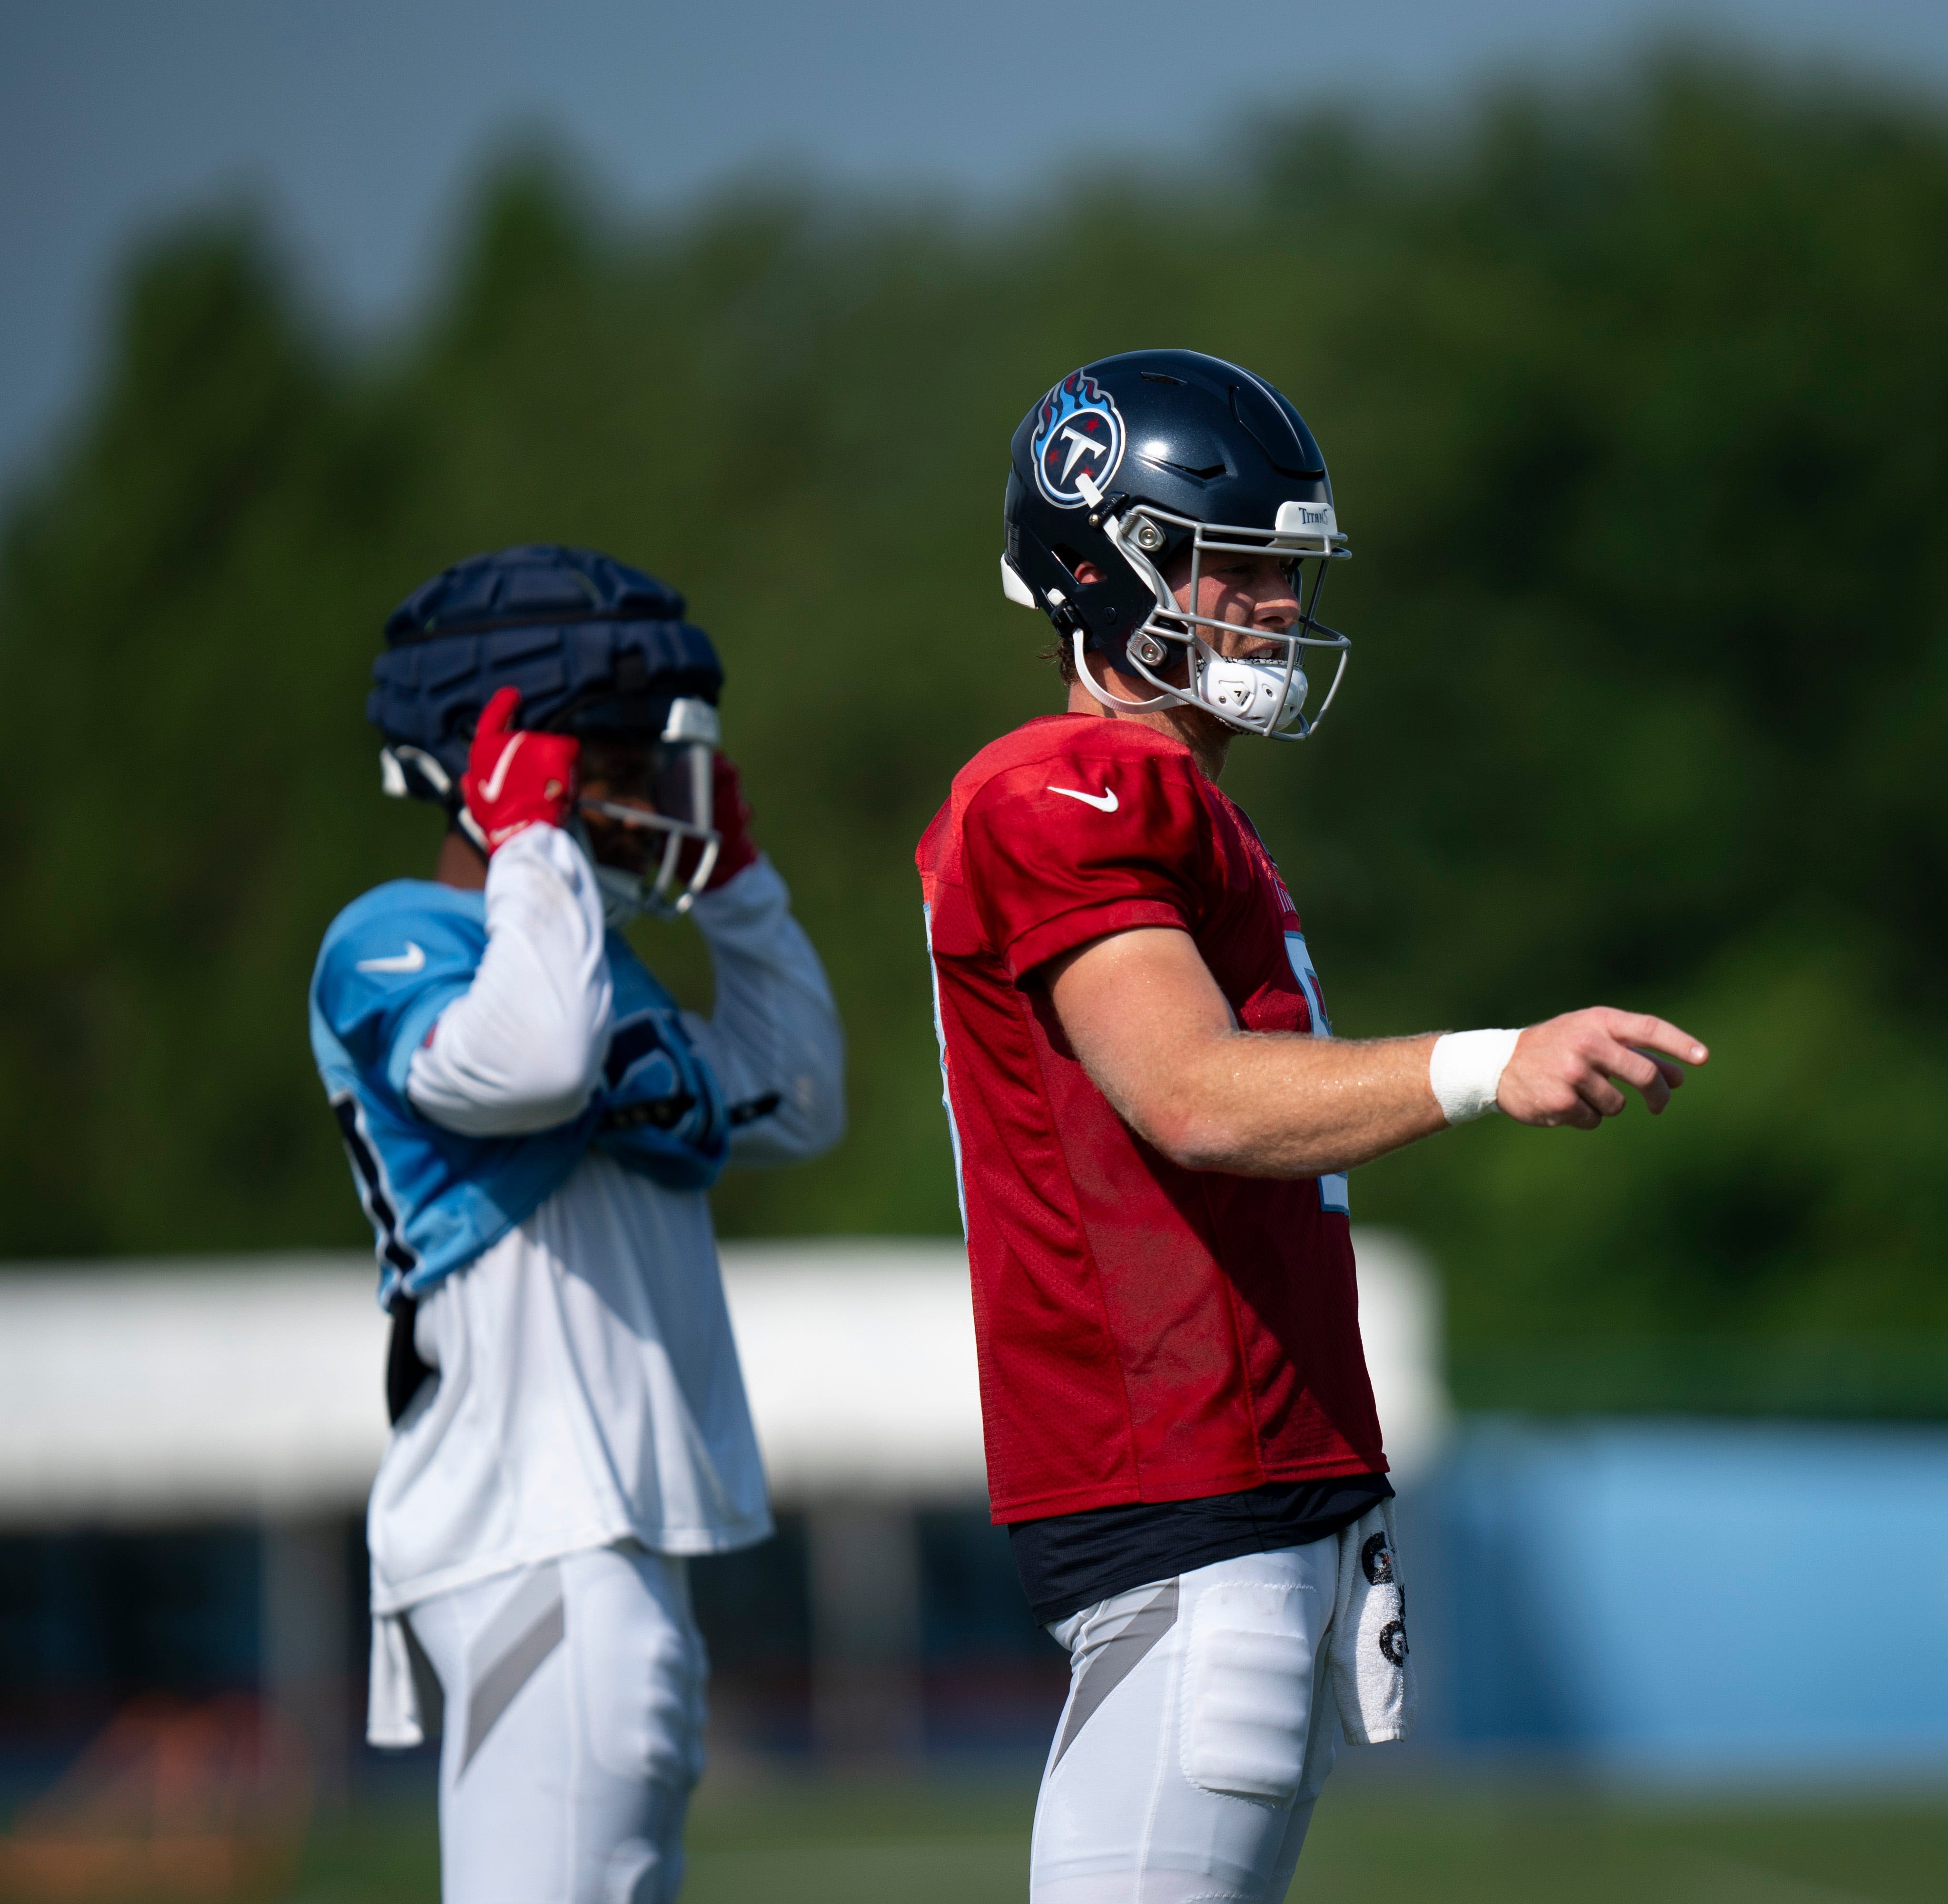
[366,1611,443,1749]
[1328,1500,1417,1745]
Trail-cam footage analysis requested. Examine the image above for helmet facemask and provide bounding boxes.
[1074,493,1351,742]
[569,697,722,921]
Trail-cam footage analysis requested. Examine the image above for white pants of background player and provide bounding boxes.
[405,1544,705,1904]
[1031,1542,1341,1904]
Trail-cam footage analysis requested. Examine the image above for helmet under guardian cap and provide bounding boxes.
[368,544,726,915]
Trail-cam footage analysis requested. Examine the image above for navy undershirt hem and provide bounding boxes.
[1008,1473,1395,1626]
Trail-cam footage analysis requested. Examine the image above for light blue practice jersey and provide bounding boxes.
[309,879,729,1306]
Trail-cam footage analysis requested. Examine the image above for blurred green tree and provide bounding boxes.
[2,58,1943,1407]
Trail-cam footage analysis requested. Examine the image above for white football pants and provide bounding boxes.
[1031,1543,1341,1904]
[405,1544,706,1904]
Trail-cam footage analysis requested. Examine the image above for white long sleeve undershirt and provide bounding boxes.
[370,824,843,1656]
[404,823,845,1162]
[682,857,846,1165]
[405,825,613,1136]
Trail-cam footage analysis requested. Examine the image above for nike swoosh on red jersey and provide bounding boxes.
[1048,784,1118,813]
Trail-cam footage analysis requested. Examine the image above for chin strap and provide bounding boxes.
[1077,623,1318,740]
[379,743,490,849]
[1070,630,1175,714]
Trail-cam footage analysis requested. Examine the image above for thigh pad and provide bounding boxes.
[1181,1578,1320,1806]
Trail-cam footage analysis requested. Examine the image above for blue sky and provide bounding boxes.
[3,0,1946,489]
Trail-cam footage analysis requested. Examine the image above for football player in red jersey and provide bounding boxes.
[917,351,1708,1904]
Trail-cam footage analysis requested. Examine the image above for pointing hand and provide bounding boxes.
[1497,1007,1709,1129]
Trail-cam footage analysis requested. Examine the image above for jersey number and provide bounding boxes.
[1284,932,1351,1218]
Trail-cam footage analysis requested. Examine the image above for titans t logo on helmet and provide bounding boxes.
[1031,371,1126,508]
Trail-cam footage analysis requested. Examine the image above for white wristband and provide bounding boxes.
[1429,1028,1522,1125]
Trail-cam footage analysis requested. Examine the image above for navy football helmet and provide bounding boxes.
[368,544,726,915]
[1002,349,1349,740]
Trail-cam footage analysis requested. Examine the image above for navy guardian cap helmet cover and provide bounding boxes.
[368,543,723,791]
[367,543,727,914]
[1001,348,1351,740]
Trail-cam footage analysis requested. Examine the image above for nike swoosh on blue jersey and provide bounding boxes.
[356,942,427,975]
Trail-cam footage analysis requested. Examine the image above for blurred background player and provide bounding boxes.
[917,349,1711,1904]
[309,544,845,1904]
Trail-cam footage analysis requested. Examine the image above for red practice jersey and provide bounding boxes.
[917,714,1386,1523]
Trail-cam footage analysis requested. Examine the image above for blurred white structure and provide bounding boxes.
[729,1230,1450,1501]
[0,1256,390,1525]
[0,1230,1449,1525]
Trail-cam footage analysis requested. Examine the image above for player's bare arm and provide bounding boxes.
[1047,544,1709,1176]
[1046,924,1706,1176]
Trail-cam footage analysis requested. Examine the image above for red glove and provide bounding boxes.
[460,687,580,852]
[701,753,759,890]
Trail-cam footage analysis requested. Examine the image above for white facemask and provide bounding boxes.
[570,697,722,921]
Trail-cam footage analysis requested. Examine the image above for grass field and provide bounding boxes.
[290,1776,1948,1903]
